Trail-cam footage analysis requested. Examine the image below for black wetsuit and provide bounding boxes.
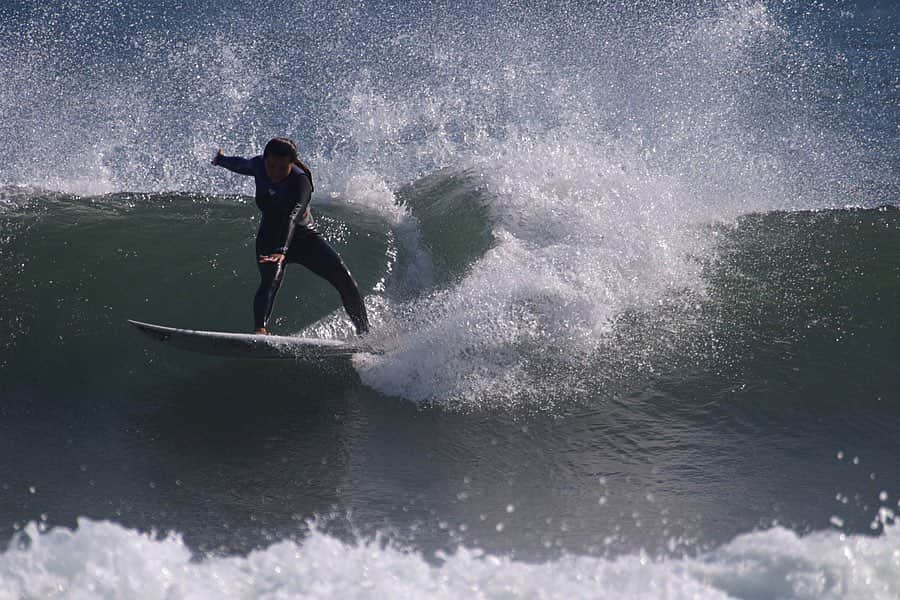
[215,154,369,334]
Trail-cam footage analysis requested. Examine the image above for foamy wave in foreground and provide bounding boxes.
[1,519,898,599]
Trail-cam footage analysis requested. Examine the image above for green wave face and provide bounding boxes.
[2,180,898,414]
[0,191,385,402]
[0,177,498,399]
[701,207,900,409]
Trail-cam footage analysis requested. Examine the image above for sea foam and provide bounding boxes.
[1,519,898,599]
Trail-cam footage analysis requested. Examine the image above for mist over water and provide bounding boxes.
[3,0,891,194]
[1,0,899,597]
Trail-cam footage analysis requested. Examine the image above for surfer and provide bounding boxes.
[212,138,369,336]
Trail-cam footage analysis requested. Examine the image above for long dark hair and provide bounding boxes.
[263,137,313,191]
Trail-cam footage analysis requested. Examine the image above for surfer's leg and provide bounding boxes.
[291,233,369,334]
[254,260,286,331]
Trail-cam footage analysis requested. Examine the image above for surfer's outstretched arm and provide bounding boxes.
[212,149,256,175]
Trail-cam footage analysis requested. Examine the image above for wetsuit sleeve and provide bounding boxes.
[215,154,257,176]
[274,174,312,254]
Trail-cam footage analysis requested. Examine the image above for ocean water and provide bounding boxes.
[0,0,898,598]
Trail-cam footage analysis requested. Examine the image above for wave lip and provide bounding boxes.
[2,519,900,599]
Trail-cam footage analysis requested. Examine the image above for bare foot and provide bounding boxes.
[254,327,269,335]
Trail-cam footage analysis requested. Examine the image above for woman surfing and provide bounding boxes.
[213,137,369,336]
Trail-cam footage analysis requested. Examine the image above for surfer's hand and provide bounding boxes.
[258,253,286,264]
[212,149,223,165]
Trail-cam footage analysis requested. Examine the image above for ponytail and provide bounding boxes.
[293,157,314,192]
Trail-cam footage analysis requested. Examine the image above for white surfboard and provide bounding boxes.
[128,320,378,359]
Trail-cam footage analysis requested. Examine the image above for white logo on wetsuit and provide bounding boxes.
[268,188,276,196]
